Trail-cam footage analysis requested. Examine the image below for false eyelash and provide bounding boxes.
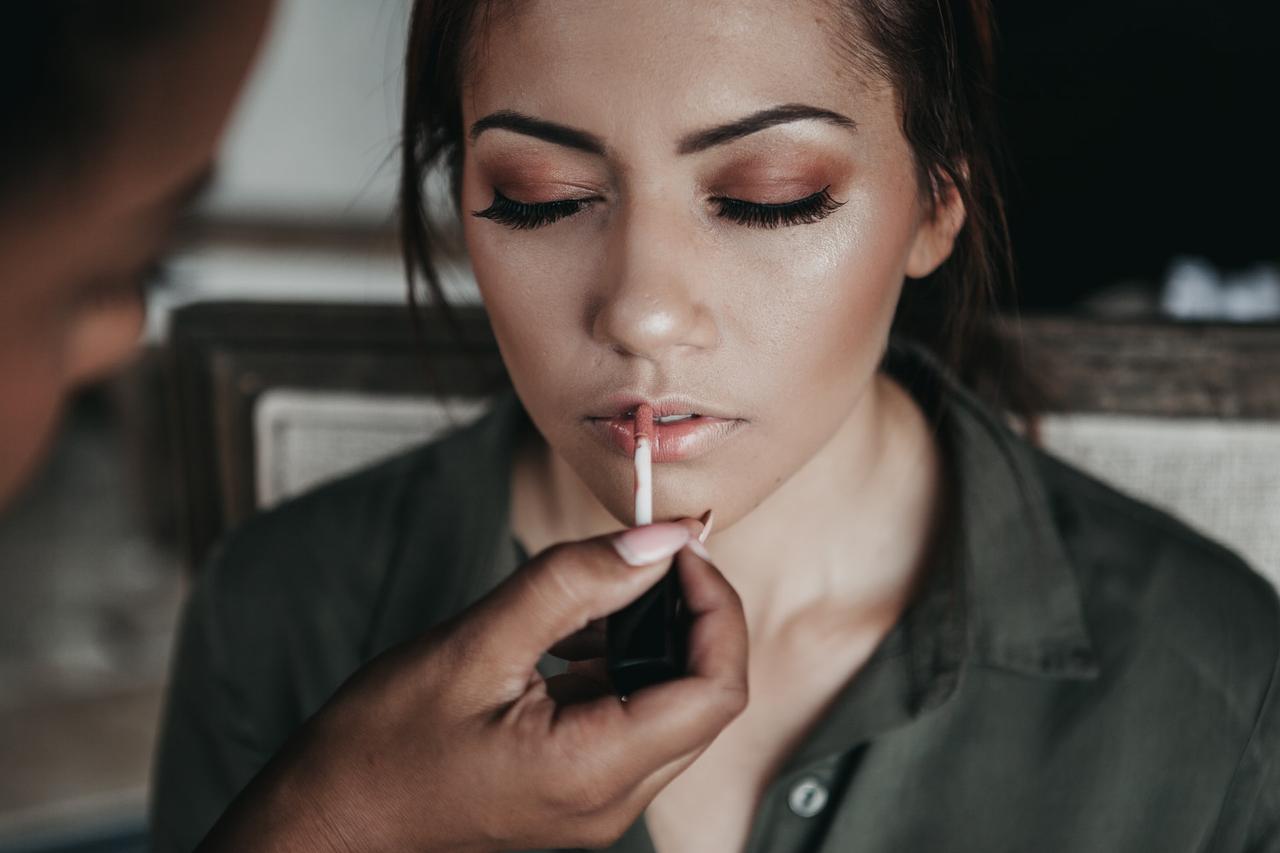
[471,189,588,230]
[711,185,844,229]
[472,185,845,231]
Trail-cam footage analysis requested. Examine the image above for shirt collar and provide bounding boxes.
[892,340,1099,682]
[781,340,1098,773]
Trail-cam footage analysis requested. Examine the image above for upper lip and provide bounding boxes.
[588,394,741,421]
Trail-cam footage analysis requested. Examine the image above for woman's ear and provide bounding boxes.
[904,169,967,279]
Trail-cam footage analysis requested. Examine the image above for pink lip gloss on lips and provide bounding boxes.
[606,403,689,697]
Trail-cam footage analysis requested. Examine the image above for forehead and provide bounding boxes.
[462,0,881,145]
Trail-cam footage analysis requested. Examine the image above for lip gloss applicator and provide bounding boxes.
[606,403,689,697]
[633,403,654,525]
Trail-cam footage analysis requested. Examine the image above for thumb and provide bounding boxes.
[455,522,693,688]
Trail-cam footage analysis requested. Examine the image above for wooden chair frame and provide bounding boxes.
[166,302,504,570]
[166,302,1280,570]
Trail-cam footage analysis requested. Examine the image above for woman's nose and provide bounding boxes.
[589,202,718,361]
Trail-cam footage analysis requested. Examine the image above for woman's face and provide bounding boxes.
[460,0,961,529]
[0,0,271,507]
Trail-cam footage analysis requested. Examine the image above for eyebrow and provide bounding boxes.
[676,103,857,154]
[469,111,607,155]
[468,103,857,156]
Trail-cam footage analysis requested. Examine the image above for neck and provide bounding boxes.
[712,373,943,636]
[511,371,944,640]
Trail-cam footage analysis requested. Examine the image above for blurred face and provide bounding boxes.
[0,0,272,507]
[461,0,961,530]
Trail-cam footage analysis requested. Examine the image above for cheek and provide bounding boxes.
[727,183,916,408]
[463,199,599,405]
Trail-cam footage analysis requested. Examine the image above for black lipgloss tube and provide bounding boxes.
[606,562,688,697]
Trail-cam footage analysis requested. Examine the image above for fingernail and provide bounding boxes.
[613,524,690,567]
[697,509,715,543]
[688,538,713,562]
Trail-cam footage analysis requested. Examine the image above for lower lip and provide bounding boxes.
[586,415,745,462]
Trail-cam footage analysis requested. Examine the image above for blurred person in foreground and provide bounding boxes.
[0,4,748,851]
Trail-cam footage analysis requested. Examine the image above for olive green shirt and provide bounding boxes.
[151,344,1280,852]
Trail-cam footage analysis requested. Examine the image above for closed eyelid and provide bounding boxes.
[493,182,605,202]
[476,155,610,198]
[712,182,827,203]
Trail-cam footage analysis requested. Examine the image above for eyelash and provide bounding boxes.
[472,192,584,231]
[471,185,844,231]
[711,186,844,229]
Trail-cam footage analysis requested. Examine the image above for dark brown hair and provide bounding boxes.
[400,0,1025,409]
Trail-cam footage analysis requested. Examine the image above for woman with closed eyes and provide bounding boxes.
[154,1,1280,851]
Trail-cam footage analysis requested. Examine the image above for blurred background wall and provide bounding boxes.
[997,0,1278,316]
[200,0,409,226]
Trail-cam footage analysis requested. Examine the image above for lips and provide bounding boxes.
[585,397,746,462]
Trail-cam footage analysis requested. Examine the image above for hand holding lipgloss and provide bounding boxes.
[197,517,746,853]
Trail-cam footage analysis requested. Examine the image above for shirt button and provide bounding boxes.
[787,777,829,818]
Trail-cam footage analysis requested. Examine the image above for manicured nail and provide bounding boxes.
[697,509,715,543]
[613,524,690,566]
